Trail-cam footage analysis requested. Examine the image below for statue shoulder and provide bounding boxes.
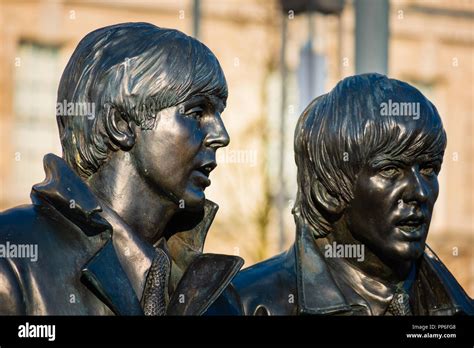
[0,204,40,239]
[422,245,474,315]
[231,247,298,315]
[0,205,42,314]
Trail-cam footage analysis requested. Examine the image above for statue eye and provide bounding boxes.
[378,165,400,178]
[185,106,204,120]
[420,163,439,177]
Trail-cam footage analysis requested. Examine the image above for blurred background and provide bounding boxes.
[0,0,472,296]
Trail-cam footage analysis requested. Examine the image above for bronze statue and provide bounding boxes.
[208,73,473,316]
[0,22,243,315]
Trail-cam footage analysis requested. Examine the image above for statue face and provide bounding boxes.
[344,121,442,265]
[131,95,229,211]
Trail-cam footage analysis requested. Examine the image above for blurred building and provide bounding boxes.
[0,0,472,295]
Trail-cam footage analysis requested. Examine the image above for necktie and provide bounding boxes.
[141,248,170,316]
[387,287,412,316]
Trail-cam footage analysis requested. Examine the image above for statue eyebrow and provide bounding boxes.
[207,95,225,111]
[369,153,443,168]
[182,95,207,108]
[416,154,443,163]
[369,157,408,168]
[180,95,225,116]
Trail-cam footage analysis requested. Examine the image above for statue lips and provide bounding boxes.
[192,161,216,189]
[395,215,426,241]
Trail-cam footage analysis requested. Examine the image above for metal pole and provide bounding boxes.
[193,0,201,39]
[337,12,343,79]
[277,12,288,251]
[307,12,314,100]
[355,0,389,74]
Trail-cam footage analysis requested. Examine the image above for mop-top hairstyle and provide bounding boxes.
[57,22,227,178]
[293,73,447,238]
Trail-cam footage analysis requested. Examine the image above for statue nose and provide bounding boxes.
[204,114,230,149]
[403,169,429,205]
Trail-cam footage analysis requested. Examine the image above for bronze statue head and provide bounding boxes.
[56,22,229,210]
[56,23,229,243]
[293,73,447,277]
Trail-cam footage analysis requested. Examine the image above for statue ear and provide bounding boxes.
[313,180,345,216]
[104,104,135,151]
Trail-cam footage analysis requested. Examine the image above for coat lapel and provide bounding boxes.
[418,246,474,315]
[165,200,244,315]
[166,253,243,315]
[294,215,352,315]
[81,239,144,315]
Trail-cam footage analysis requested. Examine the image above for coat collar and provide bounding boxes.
[31,153,111,235]
[31,153,243,315]
[163,200,244,315]
[419,246,474,315]
[293,212,352,315]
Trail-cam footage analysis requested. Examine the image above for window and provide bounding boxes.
[7,41,62,204]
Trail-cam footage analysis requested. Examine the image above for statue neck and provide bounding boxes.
[86,151,178,244]
[324,222,414,285]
